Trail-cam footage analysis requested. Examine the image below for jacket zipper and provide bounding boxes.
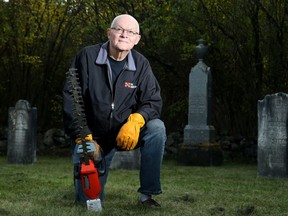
[109,62,127,120]
[110,102,114,118]
[106,62,114,132]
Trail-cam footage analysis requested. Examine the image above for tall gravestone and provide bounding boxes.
[178,39,223,166]
[7,100,37,164]
[258,92,288,177]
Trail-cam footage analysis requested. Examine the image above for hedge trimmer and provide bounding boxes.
[66,68,105,211]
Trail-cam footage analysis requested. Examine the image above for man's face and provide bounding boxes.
[107,16,141,52]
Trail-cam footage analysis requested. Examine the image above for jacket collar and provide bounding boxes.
[96,41,136,71]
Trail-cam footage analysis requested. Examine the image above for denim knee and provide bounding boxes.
[144,119,166,137]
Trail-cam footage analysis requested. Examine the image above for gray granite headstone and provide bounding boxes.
[7,100,37,164]
[110,148,140,170]
[183,39,215,144]
[179,39,222,166]
[258,92,288,177]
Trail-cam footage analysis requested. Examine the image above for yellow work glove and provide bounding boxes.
[75,134,92,143]
[116,113,145,151]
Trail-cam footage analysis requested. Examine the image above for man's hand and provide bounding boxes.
[75,134,102,162]
[89,140,103,163]
[116,113,145,151]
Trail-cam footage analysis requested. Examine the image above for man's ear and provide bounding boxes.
[107,28,111,39]
[134,35,141,45]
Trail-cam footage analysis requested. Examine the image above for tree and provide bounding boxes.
[0,0,88,128]
[0,0,287,142]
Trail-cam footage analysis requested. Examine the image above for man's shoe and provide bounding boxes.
[140,198,161,207]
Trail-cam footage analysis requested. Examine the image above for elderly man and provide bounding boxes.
[63,14,166,208]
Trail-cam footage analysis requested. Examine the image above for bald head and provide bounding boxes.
[107,14,141,60]
[110,14,140,34]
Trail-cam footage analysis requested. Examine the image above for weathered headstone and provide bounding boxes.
[110,148,140,170]
[7,100,37,164]
[178,39,223,166]
[258,92,288,177]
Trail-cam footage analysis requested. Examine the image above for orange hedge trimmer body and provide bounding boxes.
[76,140,101,200]
[80,159,100,199]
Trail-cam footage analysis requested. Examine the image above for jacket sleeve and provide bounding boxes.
[136,59,163,122]
[62,49,92,140]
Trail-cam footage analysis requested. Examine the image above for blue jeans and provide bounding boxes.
[72,119,166,203]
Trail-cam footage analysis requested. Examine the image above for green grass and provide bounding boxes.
[1,156,288,216]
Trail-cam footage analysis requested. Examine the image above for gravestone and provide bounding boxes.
[7,100,37,164]
[178,39,223,166]
[257,92,288,177]
[110,148,140,170]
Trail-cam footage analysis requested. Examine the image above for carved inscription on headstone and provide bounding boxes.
[258,92,288,177]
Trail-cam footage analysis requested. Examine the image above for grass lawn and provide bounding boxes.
[1,155,288,216]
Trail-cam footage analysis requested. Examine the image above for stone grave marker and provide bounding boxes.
[258,92,288,177]
[178,39,223,166]
[110,148,140,170]
[7,100,37,164]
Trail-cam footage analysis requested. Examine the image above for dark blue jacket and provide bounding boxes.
[63,42,162,147]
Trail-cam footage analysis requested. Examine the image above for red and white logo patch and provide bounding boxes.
[124,82,137,89]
